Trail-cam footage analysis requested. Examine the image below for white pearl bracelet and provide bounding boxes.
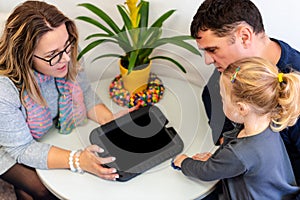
[75,150,84,174]
[69,150,77,172]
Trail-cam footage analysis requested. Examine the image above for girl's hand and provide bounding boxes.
[173,154,189,168]
[192,152,212,161]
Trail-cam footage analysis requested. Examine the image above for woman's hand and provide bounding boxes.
[79,145,119,180]
[88,103,139,125]
[48,145,118,180]
[113,105,139,120]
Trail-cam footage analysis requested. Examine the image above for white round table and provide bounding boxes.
[37,76,218,200]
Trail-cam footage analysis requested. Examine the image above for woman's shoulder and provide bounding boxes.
[0,76,21,104]
[0,75,19,91]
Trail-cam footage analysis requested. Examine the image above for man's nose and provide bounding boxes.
[204,52,214,65]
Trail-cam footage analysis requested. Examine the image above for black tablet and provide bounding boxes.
[89,105,184,181]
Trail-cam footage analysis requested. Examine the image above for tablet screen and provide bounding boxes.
[90,105,183,175]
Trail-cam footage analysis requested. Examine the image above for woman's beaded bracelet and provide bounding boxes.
[69,150,77,172]
[74,150,84,174]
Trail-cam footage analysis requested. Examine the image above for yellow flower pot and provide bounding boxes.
[119,60,151,94]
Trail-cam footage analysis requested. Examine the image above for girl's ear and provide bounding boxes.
[236,102,249,116]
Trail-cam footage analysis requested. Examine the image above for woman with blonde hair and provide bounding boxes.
[174,57,300,199]
[0,1,126,199]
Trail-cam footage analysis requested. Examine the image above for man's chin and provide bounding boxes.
[216,67,224,72]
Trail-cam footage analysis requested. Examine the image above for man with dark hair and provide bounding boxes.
[191,0,300,191]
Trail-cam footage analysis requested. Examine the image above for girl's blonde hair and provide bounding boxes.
[0,1,80,106]
[222,57,300,132]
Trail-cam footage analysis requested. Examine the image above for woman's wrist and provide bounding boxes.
[74,150,84,174]
[87,104,114,125]
[68,149,85,174]
[68,150,77,172]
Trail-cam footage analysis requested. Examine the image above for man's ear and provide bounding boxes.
[236,102,249,116]
[236,25,252,48]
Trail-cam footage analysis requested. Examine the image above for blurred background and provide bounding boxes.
[1,0,299,87]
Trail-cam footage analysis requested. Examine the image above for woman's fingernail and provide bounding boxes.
[111,157,116,161]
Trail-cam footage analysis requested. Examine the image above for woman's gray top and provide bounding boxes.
[0,69,102,174]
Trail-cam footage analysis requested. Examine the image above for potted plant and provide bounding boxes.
[76,0,201,94]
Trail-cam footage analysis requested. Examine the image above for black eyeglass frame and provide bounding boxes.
[33,39,75,66]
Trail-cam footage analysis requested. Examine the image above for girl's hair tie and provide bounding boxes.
[230,66,240,83]
[278,73,284,83]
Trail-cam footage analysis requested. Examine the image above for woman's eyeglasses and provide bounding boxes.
[34,39,75,66]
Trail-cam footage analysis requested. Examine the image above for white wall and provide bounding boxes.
[1,0,300,86]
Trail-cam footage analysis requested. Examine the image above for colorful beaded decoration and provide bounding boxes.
[109,73,165,108]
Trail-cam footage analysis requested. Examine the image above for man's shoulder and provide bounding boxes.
[271,38,300,72]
